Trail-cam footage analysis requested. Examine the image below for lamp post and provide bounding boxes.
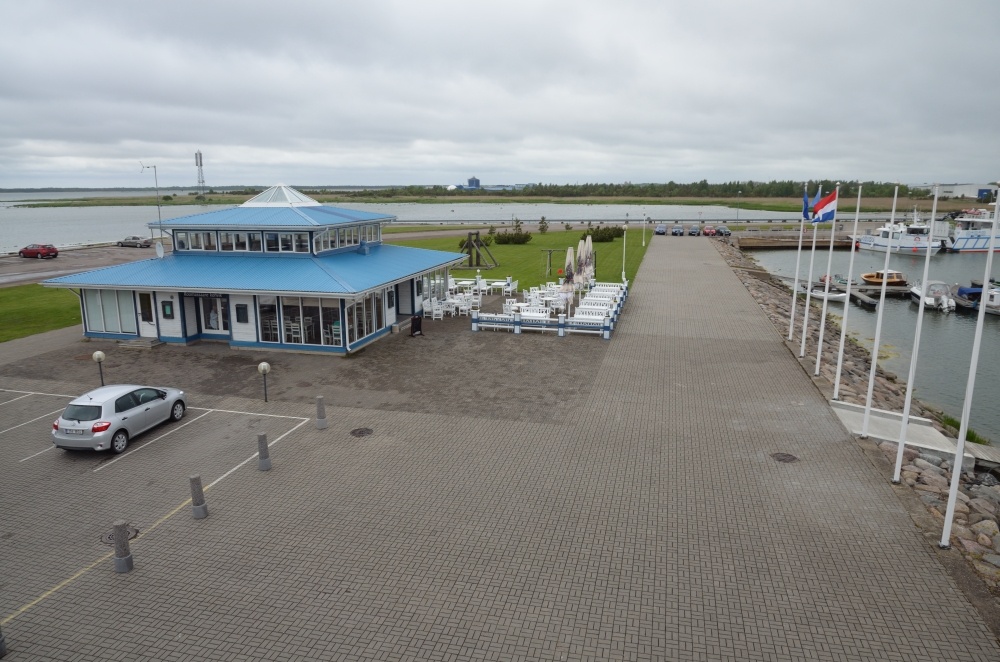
[642,212,647,247]
[736,190,742,223]
[141,162,162,240]
[622,221,628,282]
[92,351,106,386]
[258,362,271,402]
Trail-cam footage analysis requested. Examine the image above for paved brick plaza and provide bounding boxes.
[2,237,999,660]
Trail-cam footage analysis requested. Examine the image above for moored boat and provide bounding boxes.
[945,206,1000,252]
[909,280,955,311]
[797,283,848,302]
[860,269,908,287]
[852,208,947,255]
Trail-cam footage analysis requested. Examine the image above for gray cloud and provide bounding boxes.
[2,0,998,188]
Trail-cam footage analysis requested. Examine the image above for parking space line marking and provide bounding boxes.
[188,406,307,420]
[0,393,33,406]
[19,445,57,462]
[0,388,76,399]
[206,417,310,489]
[4,408,65,437]
[92,410,213,472]
[2,411,309,626]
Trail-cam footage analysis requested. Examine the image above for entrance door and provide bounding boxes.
[137,292,158,338]
[200,297,230,336]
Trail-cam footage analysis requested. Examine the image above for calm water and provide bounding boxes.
[0,191,803,254]
[752,247,1000,443]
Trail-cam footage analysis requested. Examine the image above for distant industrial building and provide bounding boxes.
[912,183,998,201]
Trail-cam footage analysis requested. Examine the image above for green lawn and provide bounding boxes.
[0,284,81,342]
[387,228,650,289]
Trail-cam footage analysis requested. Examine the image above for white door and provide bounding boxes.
[137,292,158,338]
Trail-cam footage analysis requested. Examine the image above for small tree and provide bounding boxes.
[565,223,573,231]
[538,216,549,234]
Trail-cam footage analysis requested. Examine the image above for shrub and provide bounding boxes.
[581,226,624,242]
[565,223,573,231]
[494,219,532,245]
[538,216,548,234]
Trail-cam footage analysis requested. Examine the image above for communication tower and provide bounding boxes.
[195,151,206,195]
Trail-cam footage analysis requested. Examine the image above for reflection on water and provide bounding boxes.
[752,247,1000,443]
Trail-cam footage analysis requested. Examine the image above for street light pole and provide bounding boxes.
[642,212,647,247]
[141,162,162,239]
[622,222,628,282]
[737,190,742,223]
[92,351,106,386]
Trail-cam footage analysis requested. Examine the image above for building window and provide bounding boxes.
[280,233,293,252]
[202,232,217,251]
[219,232,235,251]
[190,233,203,250]
[234,233,247,251]
[259,296,278,342]
[175,232,189,250]
[138,293,153,323]
[265,233,279,252]
[235,304,249,324]
[248,233,262,251]
[387,289,395,309]
[161,300,174,319]
[83,288,137,334]
[295,233,310,252]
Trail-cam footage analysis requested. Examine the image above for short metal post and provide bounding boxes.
[113,520,133,573]
[190,475,208,519]
[316,395,328,430]
[258,433,271,471]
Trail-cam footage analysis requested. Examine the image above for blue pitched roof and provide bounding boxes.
[43,245,466,296]
[148,204,393,230]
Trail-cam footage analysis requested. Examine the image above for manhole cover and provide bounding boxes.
[101,526,139,545]
[771,452,799,463]
[350,427,373,438]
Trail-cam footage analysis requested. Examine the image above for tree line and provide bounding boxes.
[322,180,912,200]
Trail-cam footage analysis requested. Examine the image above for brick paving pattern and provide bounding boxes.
[1,237,999,660]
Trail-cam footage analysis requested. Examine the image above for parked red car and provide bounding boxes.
[18,244,59,259]
[702,225,718,237]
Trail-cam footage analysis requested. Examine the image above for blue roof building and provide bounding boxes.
[44,185,466,353]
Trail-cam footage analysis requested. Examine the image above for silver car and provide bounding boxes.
[118,236,152,248]
[52,385,186,453]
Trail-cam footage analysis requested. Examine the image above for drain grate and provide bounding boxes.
[101,525,139,545]
[350,427,373,438]
[771,452,799,464]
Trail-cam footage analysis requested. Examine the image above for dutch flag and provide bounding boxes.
[813,190,837,223]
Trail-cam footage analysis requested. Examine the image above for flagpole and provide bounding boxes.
[788,183,809,341]
[833,185,863,400]
[940,184,999,549]
[861,184,900,438]
[893,185,940,482]
[814,183,841,376]
[798,223,820,358]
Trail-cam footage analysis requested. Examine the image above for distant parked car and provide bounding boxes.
[716,225,732,236]
[671,225,685,236]
[118,236,152,248]
[703,225,717,236]
[18,244,59,259]
[52,384,187,454]
[654,224,667,235]
[687,225,701,236]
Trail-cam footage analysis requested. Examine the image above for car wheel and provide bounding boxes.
[18,252,25,258]
[111,430,129,454]
[118,242,124,247]
[170,401,185,421]
[37,253,43,259]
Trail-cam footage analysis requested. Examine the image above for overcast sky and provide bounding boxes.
[2,0,998,189]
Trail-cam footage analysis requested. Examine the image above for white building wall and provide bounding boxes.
[157,293,184,338]
[230,295,257,342]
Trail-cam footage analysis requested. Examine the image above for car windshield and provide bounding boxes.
[63,404,102,421]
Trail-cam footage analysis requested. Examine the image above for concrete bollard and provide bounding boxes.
[190,475,208,519]
[316,395,329,430]
[258,433,271,471]
[113,520,133,573]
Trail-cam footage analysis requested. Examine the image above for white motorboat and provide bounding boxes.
[909,280,955,312]
[798,283,848,302]
[945,206,1000,252]
[852,208,946,255]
